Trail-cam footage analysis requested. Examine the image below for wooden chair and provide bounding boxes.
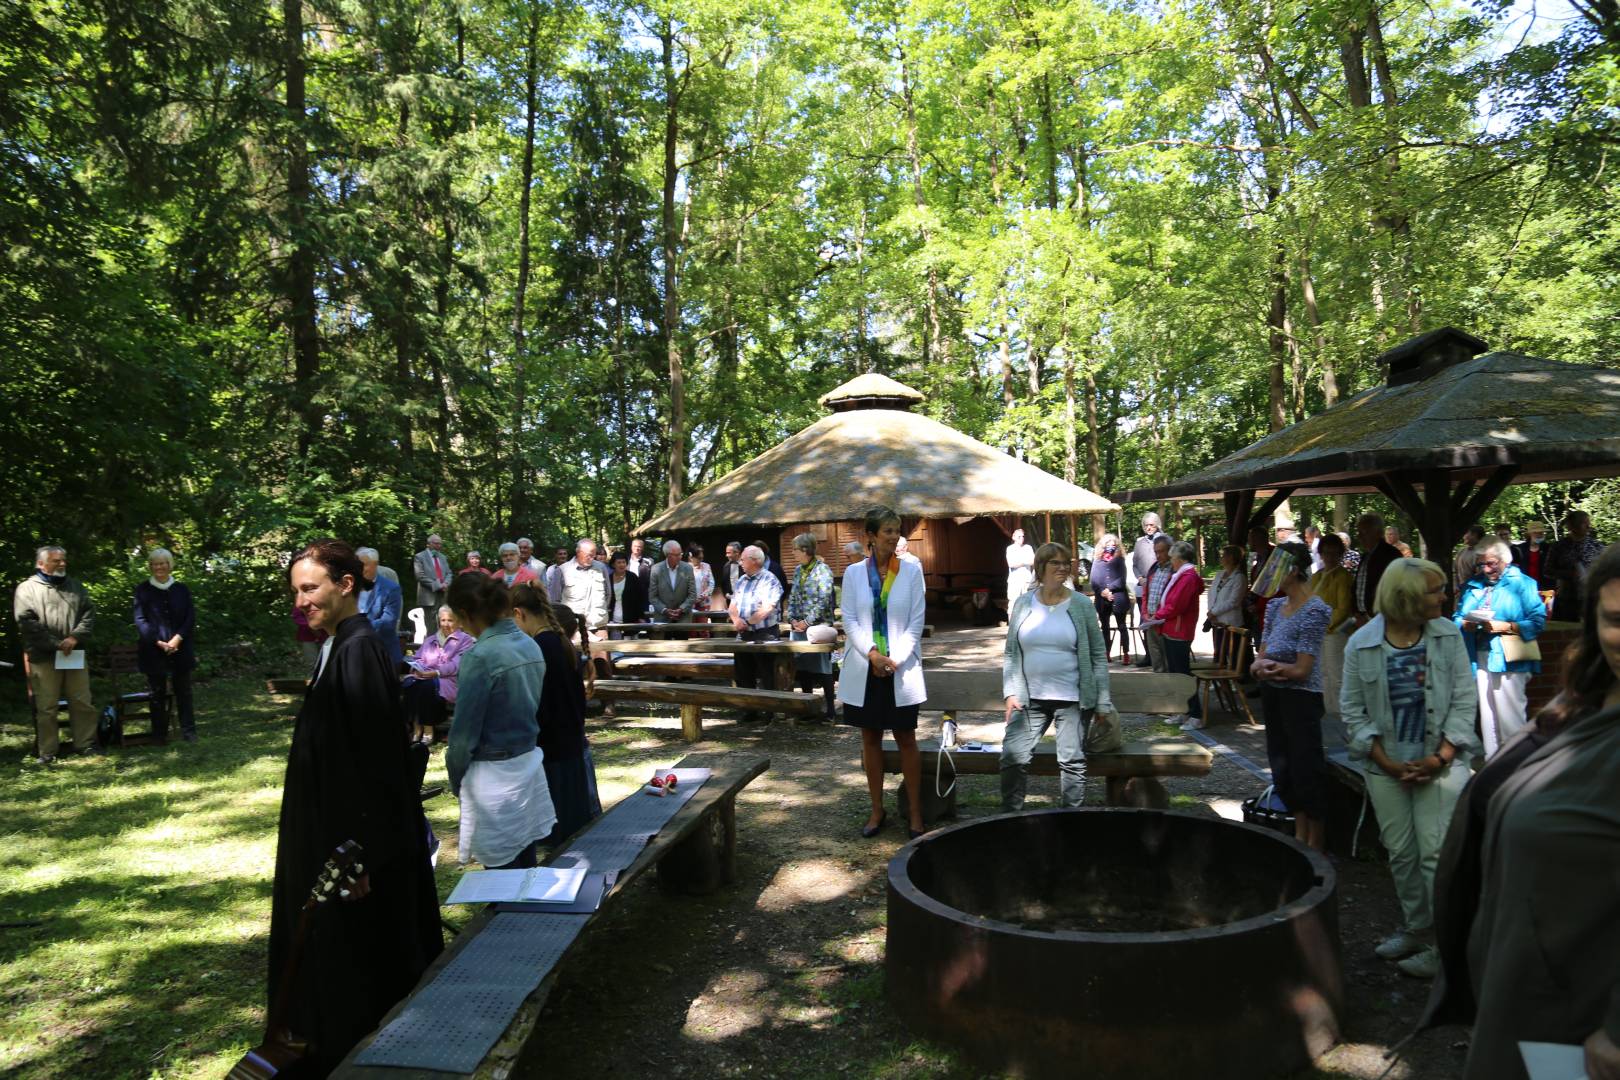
[1195,626,1256,724]
[103,644,159,746]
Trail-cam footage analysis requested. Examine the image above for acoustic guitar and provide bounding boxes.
[226,840,365,1079]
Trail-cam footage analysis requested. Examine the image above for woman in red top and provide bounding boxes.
[1146,540,1207,730]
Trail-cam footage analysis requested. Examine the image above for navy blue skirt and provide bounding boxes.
[843,667,920,732]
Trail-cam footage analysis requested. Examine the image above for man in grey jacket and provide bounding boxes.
[649,540,696,624]
[14,546,98,762]
[412,533,451,621]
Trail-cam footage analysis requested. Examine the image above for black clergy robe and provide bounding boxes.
[268,613,442,1074]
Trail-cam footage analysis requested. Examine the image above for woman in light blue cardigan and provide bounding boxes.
[1453,537,1547,758]
[1341,557,1476,979]
[1001,542,1113,810]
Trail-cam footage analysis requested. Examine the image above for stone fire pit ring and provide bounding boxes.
[885,808,1341,1080]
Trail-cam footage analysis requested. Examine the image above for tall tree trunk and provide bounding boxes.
[1084,366,1103,540]
[392,100,417,484]
[898,39,945,366]
[1364,4,1420,333]
[509,13,539,530]
[283,0,321,457]
[1061,331,1077,484]
[661,22,687,508]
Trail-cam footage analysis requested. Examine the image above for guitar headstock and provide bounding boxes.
[308,840,365,906]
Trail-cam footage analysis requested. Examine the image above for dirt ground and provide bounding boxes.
[493,627,1472,1080]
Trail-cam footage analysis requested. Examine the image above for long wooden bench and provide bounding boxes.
[336,750,770,1079]
[885,668,1210,820]
[607,655,735,682]
[882,736,1213,819]
[592,680,824,741]
[591,638,836,693]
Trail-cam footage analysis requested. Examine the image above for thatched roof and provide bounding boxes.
[818,372,924,410]
[1111,344,1620,503]
[640,376,1118,532]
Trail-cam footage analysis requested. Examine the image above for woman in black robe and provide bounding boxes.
[271,539,443,1074]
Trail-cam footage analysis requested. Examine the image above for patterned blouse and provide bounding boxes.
[787,558,835,626]
[1260,594,1332,694]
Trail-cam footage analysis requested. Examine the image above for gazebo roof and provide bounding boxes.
[640,375,1118,532]
[1111,345,1620,503]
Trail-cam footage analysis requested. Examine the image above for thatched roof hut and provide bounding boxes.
[639,374,1117,611]
[639,375,1117,533]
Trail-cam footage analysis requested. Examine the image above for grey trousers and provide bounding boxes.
[1001,700,1092,810]
[1143,626,1168,672]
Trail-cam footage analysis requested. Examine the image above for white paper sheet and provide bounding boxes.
[1519,1041,1586,1080]
[54,649,86,671]
[444,866,587,906]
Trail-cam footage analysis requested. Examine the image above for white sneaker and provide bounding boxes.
[1166,714,1187,728]
[1374,931,1426,961]
[1396,946,1440,979]
[1180,715,1207,731]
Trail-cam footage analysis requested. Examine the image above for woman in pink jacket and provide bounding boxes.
[403,605,474,746]
[1144,540,1207,731]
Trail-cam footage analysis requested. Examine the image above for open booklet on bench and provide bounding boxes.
[445,866,588,906]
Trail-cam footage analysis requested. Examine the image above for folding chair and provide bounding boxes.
[103,645,160,746]
[1195,627,1256,724]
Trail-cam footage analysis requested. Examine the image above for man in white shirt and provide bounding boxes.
[516,537,544,576]
[896,536,921,566]
[557,539,611,633]
[728,546,785,721]
[1006,528,1034,602]
[628,537,653,583]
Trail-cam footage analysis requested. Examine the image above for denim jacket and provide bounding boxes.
[1003,590,1113,711]
[1341,615,1478,769]
[1452,565,1546,675]
[446,619,545,796]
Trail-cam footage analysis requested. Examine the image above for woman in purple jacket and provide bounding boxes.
[134,548,197,743]
[403,605,474,746]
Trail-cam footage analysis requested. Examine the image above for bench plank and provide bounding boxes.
[608,655,735,682]
[920,667,1195,717]
[880,738,1212,779]
[593,679,823,741]
[335,751,769,1080]
[590,639,836,655]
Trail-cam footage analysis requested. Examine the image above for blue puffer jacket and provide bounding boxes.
[1452,564,1546,675]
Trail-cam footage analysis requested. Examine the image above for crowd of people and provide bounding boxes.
[11,502,1617,1078]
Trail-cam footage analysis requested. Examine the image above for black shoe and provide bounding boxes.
[182,730,198,743]
[908,825,927,840]
[36,754,55,766]
[78,745,104,757]
[861,811,887,838]
[1133,657,1151,668]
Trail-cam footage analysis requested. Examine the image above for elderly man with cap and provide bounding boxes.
[1127,512,1173,666]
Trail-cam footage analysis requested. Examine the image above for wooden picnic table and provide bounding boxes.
[591,638,835,691]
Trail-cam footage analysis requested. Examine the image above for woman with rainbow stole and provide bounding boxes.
[840,505,930,839]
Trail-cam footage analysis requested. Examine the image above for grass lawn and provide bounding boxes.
[0,671,664,1079]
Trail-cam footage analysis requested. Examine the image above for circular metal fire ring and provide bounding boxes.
[885,808,1342,1080]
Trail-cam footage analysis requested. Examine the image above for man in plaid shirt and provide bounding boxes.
[1140,535,1172,672]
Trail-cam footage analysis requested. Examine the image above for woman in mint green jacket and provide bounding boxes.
[1341,557,1477,979]
[1001,542,1114,810]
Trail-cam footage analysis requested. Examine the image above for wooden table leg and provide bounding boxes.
[680,703,703,742]
[720,795,737,884]
[772,654,794,692]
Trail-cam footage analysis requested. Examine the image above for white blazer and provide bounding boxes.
[838,558,928,708]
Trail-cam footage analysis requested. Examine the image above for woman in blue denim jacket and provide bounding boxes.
[446,574,556,870]
[1453,538,1547,758]
[1342,558,1477,979]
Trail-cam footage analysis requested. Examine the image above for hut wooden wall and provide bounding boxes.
[778,517,1007,595]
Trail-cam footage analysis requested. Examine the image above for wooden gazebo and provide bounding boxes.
[639,373,1119,600]
[1110,328,1620,562]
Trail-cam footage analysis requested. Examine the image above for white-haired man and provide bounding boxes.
[516,537,544,576]
[650,539,696,624]
[355,547,405,670]
[1006,528,1034,602]
[15,545,98,763]
[1127,513,1173,666]
[412,533,450,620]
[557,538,611,632]
[728,545,784,721]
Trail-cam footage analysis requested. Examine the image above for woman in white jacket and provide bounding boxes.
[840,505,929,839]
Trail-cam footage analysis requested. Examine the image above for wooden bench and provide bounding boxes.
[336,750,770,1079]
[885,668,1210,821]
[592,680,824,741]
[606,654,735,682]
[881,736,1213,820]
[265,677,307,695]
[591,638,836,693]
